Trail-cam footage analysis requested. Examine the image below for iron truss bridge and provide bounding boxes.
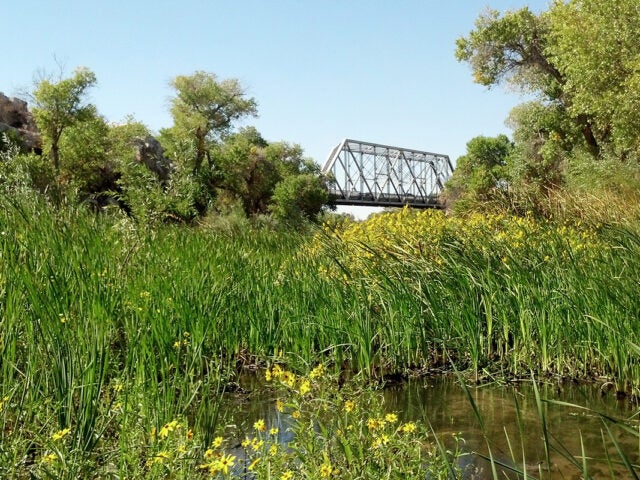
[321,139,454,208]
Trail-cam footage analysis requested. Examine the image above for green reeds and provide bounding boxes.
[1,195,640,476]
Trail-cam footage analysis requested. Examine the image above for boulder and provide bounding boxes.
[0,93,41,153]
[132,135,173,184]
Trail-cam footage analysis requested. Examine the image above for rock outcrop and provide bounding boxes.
[0,93,41,153]
[132,135,173,184]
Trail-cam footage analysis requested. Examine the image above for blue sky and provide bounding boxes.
[3,1,549,216]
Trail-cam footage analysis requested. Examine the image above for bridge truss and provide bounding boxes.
[321,139,453,208]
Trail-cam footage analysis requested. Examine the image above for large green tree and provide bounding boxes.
[546,0,640,157]
[168,71,258,174]
[31,67,97,172]
[214,127,329,218]
[455,6,600,157]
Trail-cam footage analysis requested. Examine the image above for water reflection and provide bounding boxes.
[383,378,638,478]
[227,374,639,479]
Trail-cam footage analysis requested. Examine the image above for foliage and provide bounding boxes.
[6,67,330,225]
[454,1,640,213]
[270,173,329,224]
[455,7,560,97]
[307,206,640,385]
[546,0,640,157]
[212,364,465,479]
[444,134,513,212]
[0,196,639,476]
[0,134,55,197]
[58,112,115,202]
[210,129,329,221]
[212,127,279,216]
[168,71,258,174]
[31,67,98,172]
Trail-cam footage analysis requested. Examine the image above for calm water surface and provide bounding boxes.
[227,374,639,479]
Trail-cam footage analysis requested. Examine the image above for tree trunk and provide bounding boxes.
[51,142,60,172]
[194,128,206,173]
[577,115,600,158]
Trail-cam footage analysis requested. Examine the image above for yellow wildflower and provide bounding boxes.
[253,419,266,432]
[281,471,294,480]
[309,364,325,379]
[212,436,223,448]
[372,434,389,449]
[241,438,251,448]
[158,419,180,439]
[51,428,70,441]
[400,422,417,433]
[269,427,279,435]
[320,462,333,477]
[282,371,296,388]
[276,399,284,412]
[41,453,56,464]
[149,451,170,465]
[367,418,384,430]
[344,400,355,413]
[385,413,398,423]
[292,410,300,419]
[269,444,278,456]
[252,438,264,451]
[218,454,235,474]
[299,380,311,395]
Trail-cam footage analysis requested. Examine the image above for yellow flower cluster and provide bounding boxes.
[198,453,236,475]
[147,451,171,466]
[198,435,237,474]
[305,207,605,281]
[266,364,321,396]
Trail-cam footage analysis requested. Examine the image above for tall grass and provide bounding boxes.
[1,196,639,476]
[312,209,640,391]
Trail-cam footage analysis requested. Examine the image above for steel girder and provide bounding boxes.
[321,139,453,208]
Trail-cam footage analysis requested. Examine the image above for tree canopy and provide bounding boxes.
[32,67,97,172]
[3,67,331,226]
[168,71,258,174]
[452,0,640,214]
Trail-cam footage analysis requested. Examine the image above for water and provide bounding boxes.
[226,374,640,479]
[383,378,639,478]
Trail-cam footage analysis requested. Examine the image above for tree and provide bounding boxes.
[214,128,279,216]
[455,7,600,156]
[58,113,112,199]
[168,71,257,173]
[444,135,513,211]
[269,173,329,224]
[31,67,97,172]
[505,101,579,192]
[213,129,327,218]
[546,0,640,157]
